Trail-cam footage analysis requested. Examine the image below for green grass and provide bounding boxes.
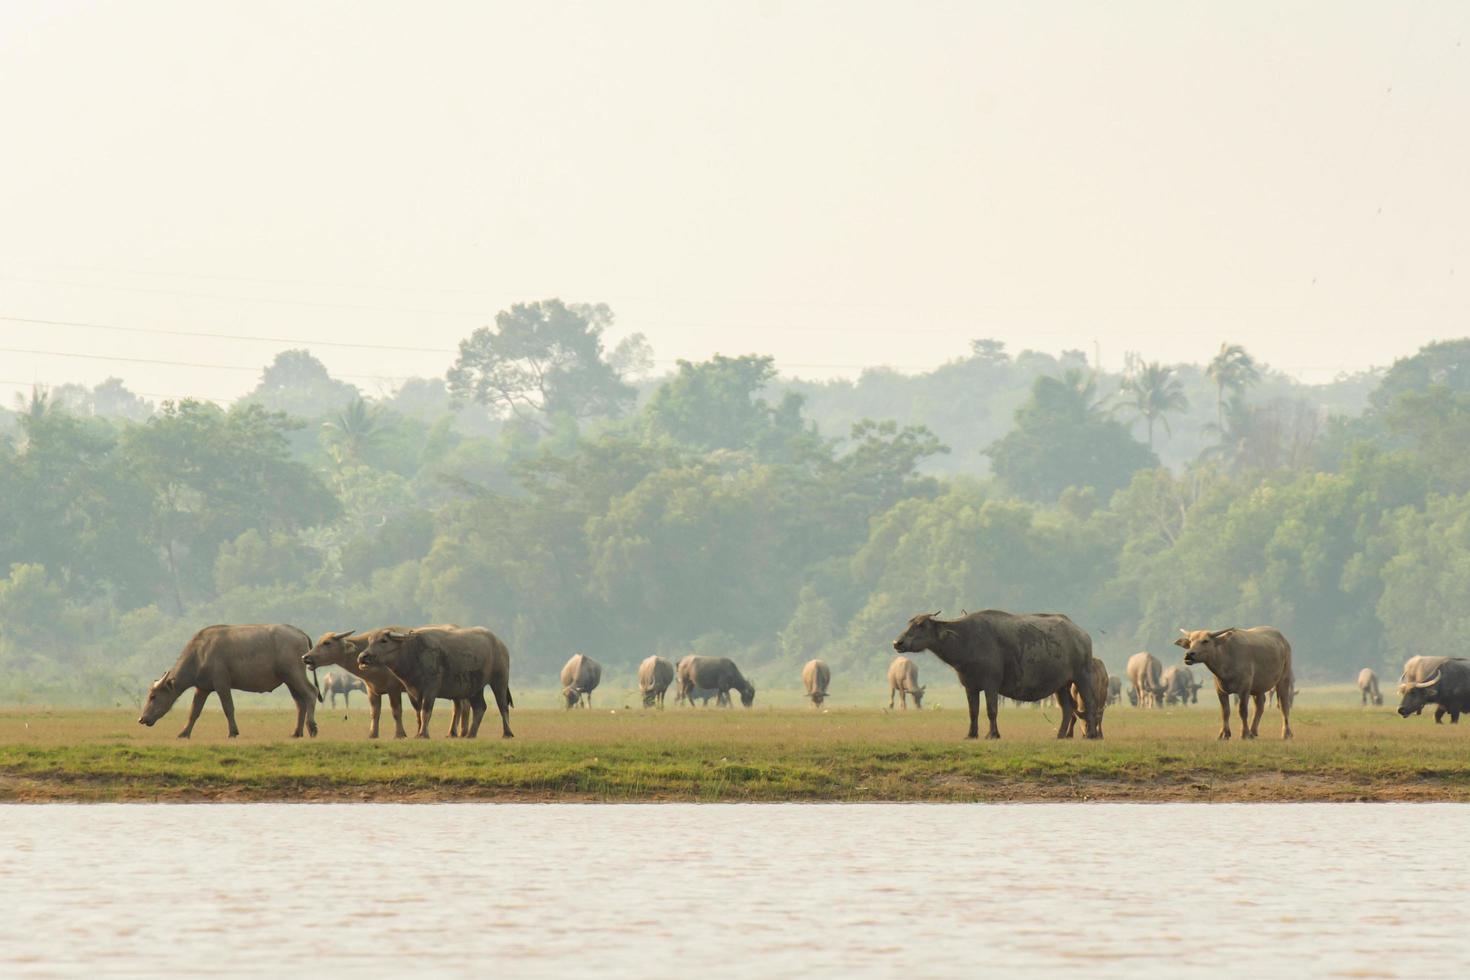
[3,693,1466,802]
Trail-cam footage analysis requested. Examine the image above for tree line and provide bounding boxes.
[1,298,1465,704]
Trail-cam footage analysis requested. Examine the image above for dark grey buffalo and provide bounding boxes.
[139,624,319,738]
[358,627,514,738]
[1397,657,1470,723]
[639,656,675,708]
[677,656,755,708]
[893,610,1099,740]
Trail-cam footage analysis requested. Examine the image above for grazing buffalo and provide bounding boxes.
[639,656,675,708]
[1126,685,1139,707]
[802,659,831,707]
[1107,675,1123,706]
[1161,665,1200,706]
[1127,652,1166,709]
[358,627,514,738]
[322,671,366,709]
[893,610,1099,740]
[561,653,603,709]
[1358,668,1383,707]
[1064,658,1105,734]
[139,624,319,738]
[303,628,471,738]
[1396,657,1470,723]
[888,656,925,709]
[1176,627,1294,740]
[677,656,755,708]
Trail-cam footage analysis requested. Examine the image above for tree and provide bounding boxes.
[1119,362,1189,448]
[446,299,638,432]
[643,355,821,462]
[986,374,1157,502]
[246,350,360,419]
[321,397,387,465]
[1206,343,1260,430]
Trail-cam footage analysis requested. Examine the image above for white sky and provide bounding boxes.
[1,1,1466,405]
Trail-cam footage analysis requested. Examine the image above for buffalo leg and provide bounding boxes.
[491,682,514,739]
[889,687,896,709]
[284,675,318,738]
[179,688,211,739]
[1278,684,1294,740]
[218,686,242,738]
[446,700,461,738]
[984,690,1000,739]
[963,687,980,739]
[1055,689,1075,739]
[458,700,472,735]
[416,691,436,738]
[1248,693,1266,738]
[1435,706,1447,724]
[389,691,408,739]
[1237,694,1252,740]
[465,691,488,738]
[368,692,382,739]
[1217,690,1232,740]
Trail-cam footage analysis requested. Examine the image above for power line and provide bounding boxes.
[0,345,415,382]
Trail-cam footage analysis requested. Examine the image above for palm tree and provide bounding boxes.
[321,397,385,465]
[1206,343,1260,430]
[1119,362,1189,449]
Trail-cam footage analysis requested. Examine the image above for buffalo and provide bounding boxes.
[303,628,472,738]
[1059,657,1109,738]
[139,624,319,739]
[677,656,755,708]
[638,656,675,708]
[1160,664,1201,706]
[358,626,514,738]
[1176,627,1294,740]
[1106,674,1123,706]
[887,656,925,709]
[561,653,603,709]
[1358,668,1383,707]
[893,609,1099,740]
[802,659,831,707]
[1127,652,1165,709]
[321,671,366,709]
[1396,657,1470,723]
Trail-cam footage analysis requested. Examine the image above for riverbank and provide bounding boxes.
[2,705,1464,803]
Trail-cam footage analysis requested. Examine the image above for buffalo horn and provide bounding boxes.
[1209,627,1236,638]
[1415,670,1441,689]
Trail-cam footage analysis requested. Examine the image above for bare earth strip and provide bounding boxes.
[2,705,1466,803]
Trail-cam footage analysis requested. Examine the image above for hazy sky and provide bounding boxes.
[1,1,1466,404]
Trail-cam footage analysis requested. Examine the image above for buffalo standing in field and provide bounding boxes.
[802,659,831,707]
[1176,627,1294,740]
[1358,668,1382,707]
[139,624,319,738]
[1396,657,1470,723]
[888,656,925,709]
[561,653,603,709]
[358,627,514,738]
[677,656,755,708]
[1161,664,1201,706]
[893,610,1100,740]
[321,671,366,709]
[1127,652,1166,709]
[1059,657,1109,738]
[639,656,675,708]
[304,628,473,738]
[1107,674,1123,706]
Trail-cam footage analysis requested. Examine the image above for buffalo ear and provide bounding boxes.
[1173,637,1188,648]
[163,677,176,692]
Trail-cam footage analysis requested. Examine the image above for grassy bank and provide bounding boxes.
[2,696,1466,803]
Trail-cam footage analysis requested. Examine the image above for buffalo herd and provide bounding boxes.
[135,613,1455,742]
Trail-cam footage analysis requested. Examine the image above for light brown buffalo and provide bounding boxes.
[639,656,675,708]
[887,656,925,710]
[303,628,472,738]
[1160,664,1201,706]
[358,627,514,738]
[1059,657,1109,738]
[561,653,603,709]
[1127,652,1165,709]
[1358,668,1382,707]
[139,624,319,738]
[802,659,831,707]
[1176,627,1294,740]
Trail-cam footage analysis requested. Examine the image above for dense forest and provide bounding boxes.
[2,298,1466,704]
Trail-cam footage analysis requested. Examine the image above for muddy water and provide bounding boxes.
[1,803,1460,977]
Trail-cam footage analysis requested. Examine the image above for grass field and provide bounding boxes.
[2,685,1466,803]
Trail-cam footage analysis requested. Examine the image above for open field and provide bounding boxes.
[2,689,1466,803]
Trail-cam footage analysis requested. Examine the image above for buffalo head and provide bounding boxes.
[739,683,755,708]
[563,685,582,709]
[138,673,182,727]
[358,630,409,671]
[1175,628,1235,667]
[893,612,946,653]
[1397,670,1441,718]
[303,629,356,670]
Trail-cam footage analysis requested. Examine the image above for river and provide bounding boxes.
[2,802,1459,977]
